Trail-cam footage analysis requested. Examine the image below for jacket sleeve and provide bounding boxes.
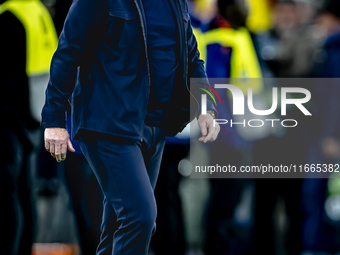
[185,11,217,117]
[41,0,106,128]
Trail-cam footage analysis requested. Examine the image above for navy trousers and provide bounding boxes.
[78,125,165,255]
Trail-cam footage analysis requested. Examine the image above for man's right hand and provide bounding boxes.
[44,127,75,162]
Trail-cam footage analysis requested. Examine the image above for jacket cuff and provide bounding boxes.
[206,98,218,118]
[197,97,218,119]
[41,114,66,129]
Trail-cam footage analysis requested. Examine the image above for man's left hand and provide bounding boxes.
[198,114,220,143]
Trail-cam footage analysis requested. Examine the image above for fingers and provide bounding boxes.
[55,144,62,162]
[68,139,76,152]
[48,140,69,162]
[59,139,75,161]
[198,117,220,143]
[49,142,55,157]
[45,139,70,162]
[50,140,74,162]
[199,119,207,137]
[61,143,67,161]
[203,122,215,143]
[212,124,220,141]
[198,116,208,142]
[45,140,50,152]
[44,128,75,162]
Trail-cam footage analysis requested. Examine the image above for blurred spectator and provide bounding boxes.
[0,0,57,254]
[314,0,340,78]
[190,0,262,253]
[245,0,272,34]
[250,2,312,254]
[251,138,304,255]
[300,0,340,253]
[258,0,322,78]
[150,136,189,255]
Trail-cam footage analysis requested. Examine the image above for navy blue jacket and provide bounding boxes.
[41,0,215,140]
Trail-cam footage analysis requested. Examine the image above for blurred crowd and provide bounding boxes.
[2,0,340,254]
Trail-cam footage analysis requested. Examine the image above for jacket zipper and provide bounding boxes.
[132,0,151,140]
[134,0,199,135]
[177,1,199,128]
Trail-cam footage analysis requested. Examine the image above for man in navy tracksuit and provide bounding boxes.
[41,0,219,254]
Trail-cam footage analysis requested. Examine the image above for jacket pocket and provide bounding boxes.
[109,9,137,21]
[106,9,143,50]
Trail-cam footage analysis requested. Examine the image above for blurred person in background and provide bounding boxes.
[0,0,57,254]
[299,0,340,253]
[250,1,314,255]
[314,0,340,78]
[258,0,322,78]
[192,0,313,254]
[251,128,305,255]
[252,0,340,254]
[190,0,262,253]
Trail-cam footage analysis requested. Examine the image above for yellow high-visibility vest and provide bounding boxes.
[245,0,271,34]
[194,26,263,94]
[0,0,58,122]
[194,25,272,140]
[193,27,207,63]
[0,0,58,76]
